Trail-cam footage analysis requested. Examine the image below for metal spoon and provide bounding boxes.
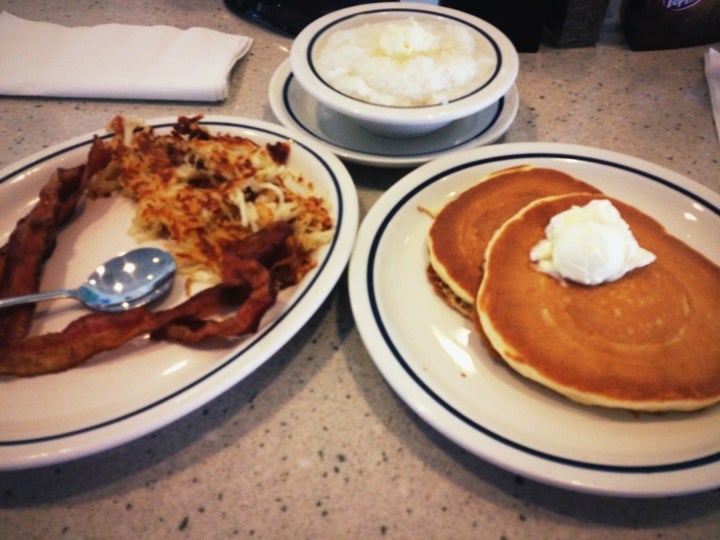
[0,247,176,312]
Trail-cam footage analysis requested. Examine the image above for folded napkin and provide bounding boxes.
[0,11,253,102]
[706,47,720,143]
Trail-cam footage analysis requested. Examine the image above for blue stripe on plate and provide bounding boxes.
[282,73,505,157]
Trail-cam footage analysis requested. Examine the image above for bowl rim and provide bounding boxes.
[289,1,519,127]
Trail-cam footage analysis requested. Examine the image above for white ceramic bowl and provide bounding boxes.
[289,2,519,138]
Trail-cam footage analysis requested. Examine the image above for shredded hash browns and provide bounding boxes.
[89,115,334,288]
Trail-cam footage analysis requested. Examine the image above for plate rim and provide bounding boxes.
[268,58,519,168]
[348,141,720,497]
[0,115,359,470]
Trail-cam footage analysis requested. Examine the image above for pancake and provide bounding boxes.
[427,165,601,317]
[477,192,720,412]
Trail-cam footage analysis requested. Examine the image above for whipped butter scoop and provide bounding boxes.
[529,199,656,285]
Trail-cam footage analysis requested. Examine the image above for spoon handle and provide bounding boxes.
[0,289,76,310]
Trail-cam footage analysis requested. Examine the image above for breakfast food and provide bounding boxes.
[425,165,720,412]
[0,146,111,345]
[477,192,720,412]
[529,198,656,285]
[89,115,333,290]
[0,223,288,376]
[314,16,495,106]
[427,165,601,317]
[0,116,335,376]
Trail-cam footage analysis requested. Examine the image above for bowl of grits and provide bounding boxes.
[289,2,519,138]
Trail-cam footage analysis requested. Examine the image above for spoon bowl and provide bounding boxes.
[0,247,176,312]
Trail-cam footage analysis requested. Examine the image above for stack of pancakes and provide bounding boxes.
[427,165,601,317]
[427,165,720,412]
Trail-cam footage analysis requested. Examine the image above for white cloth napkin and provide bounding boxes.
[0,12,253,102]
[705,47,720,143]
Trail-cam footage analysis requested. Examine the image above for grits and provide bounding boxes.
[314,16,495,107]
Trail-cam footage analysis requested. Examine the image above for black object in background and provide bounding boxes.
[440,0,549,52]
[545,0,610,47]
[621,0,720,50]
[224,0,385,36]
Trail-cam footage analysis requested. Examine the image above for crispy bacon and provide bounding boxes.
[0,224,292,376]
[0,138,112,345]
[152,221,290,344]
[150,258,273,345]
[0,244,6,283]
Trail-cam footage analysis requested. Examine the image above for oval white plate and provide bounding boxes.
[0,116,358,470]
[269,58,518,168]
[348,142,720,497]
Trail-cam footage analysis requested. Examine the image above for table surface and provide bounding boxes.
[1,1,719,538]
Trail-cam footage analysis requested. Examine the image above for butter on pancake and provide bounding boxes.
[477,192,720,412]
[427,165,601,317]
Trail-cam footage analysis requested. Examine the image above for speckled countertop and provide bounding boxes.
[1,0,719,538]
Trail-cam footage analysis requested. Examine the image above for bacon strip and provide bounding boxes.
[0,259,274,376]
[151,263,274,344]
[0,224,292,377]
[0,244,6,284]
[0,138,111,345]
[0,166,84,344]
[151,222,296,345]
